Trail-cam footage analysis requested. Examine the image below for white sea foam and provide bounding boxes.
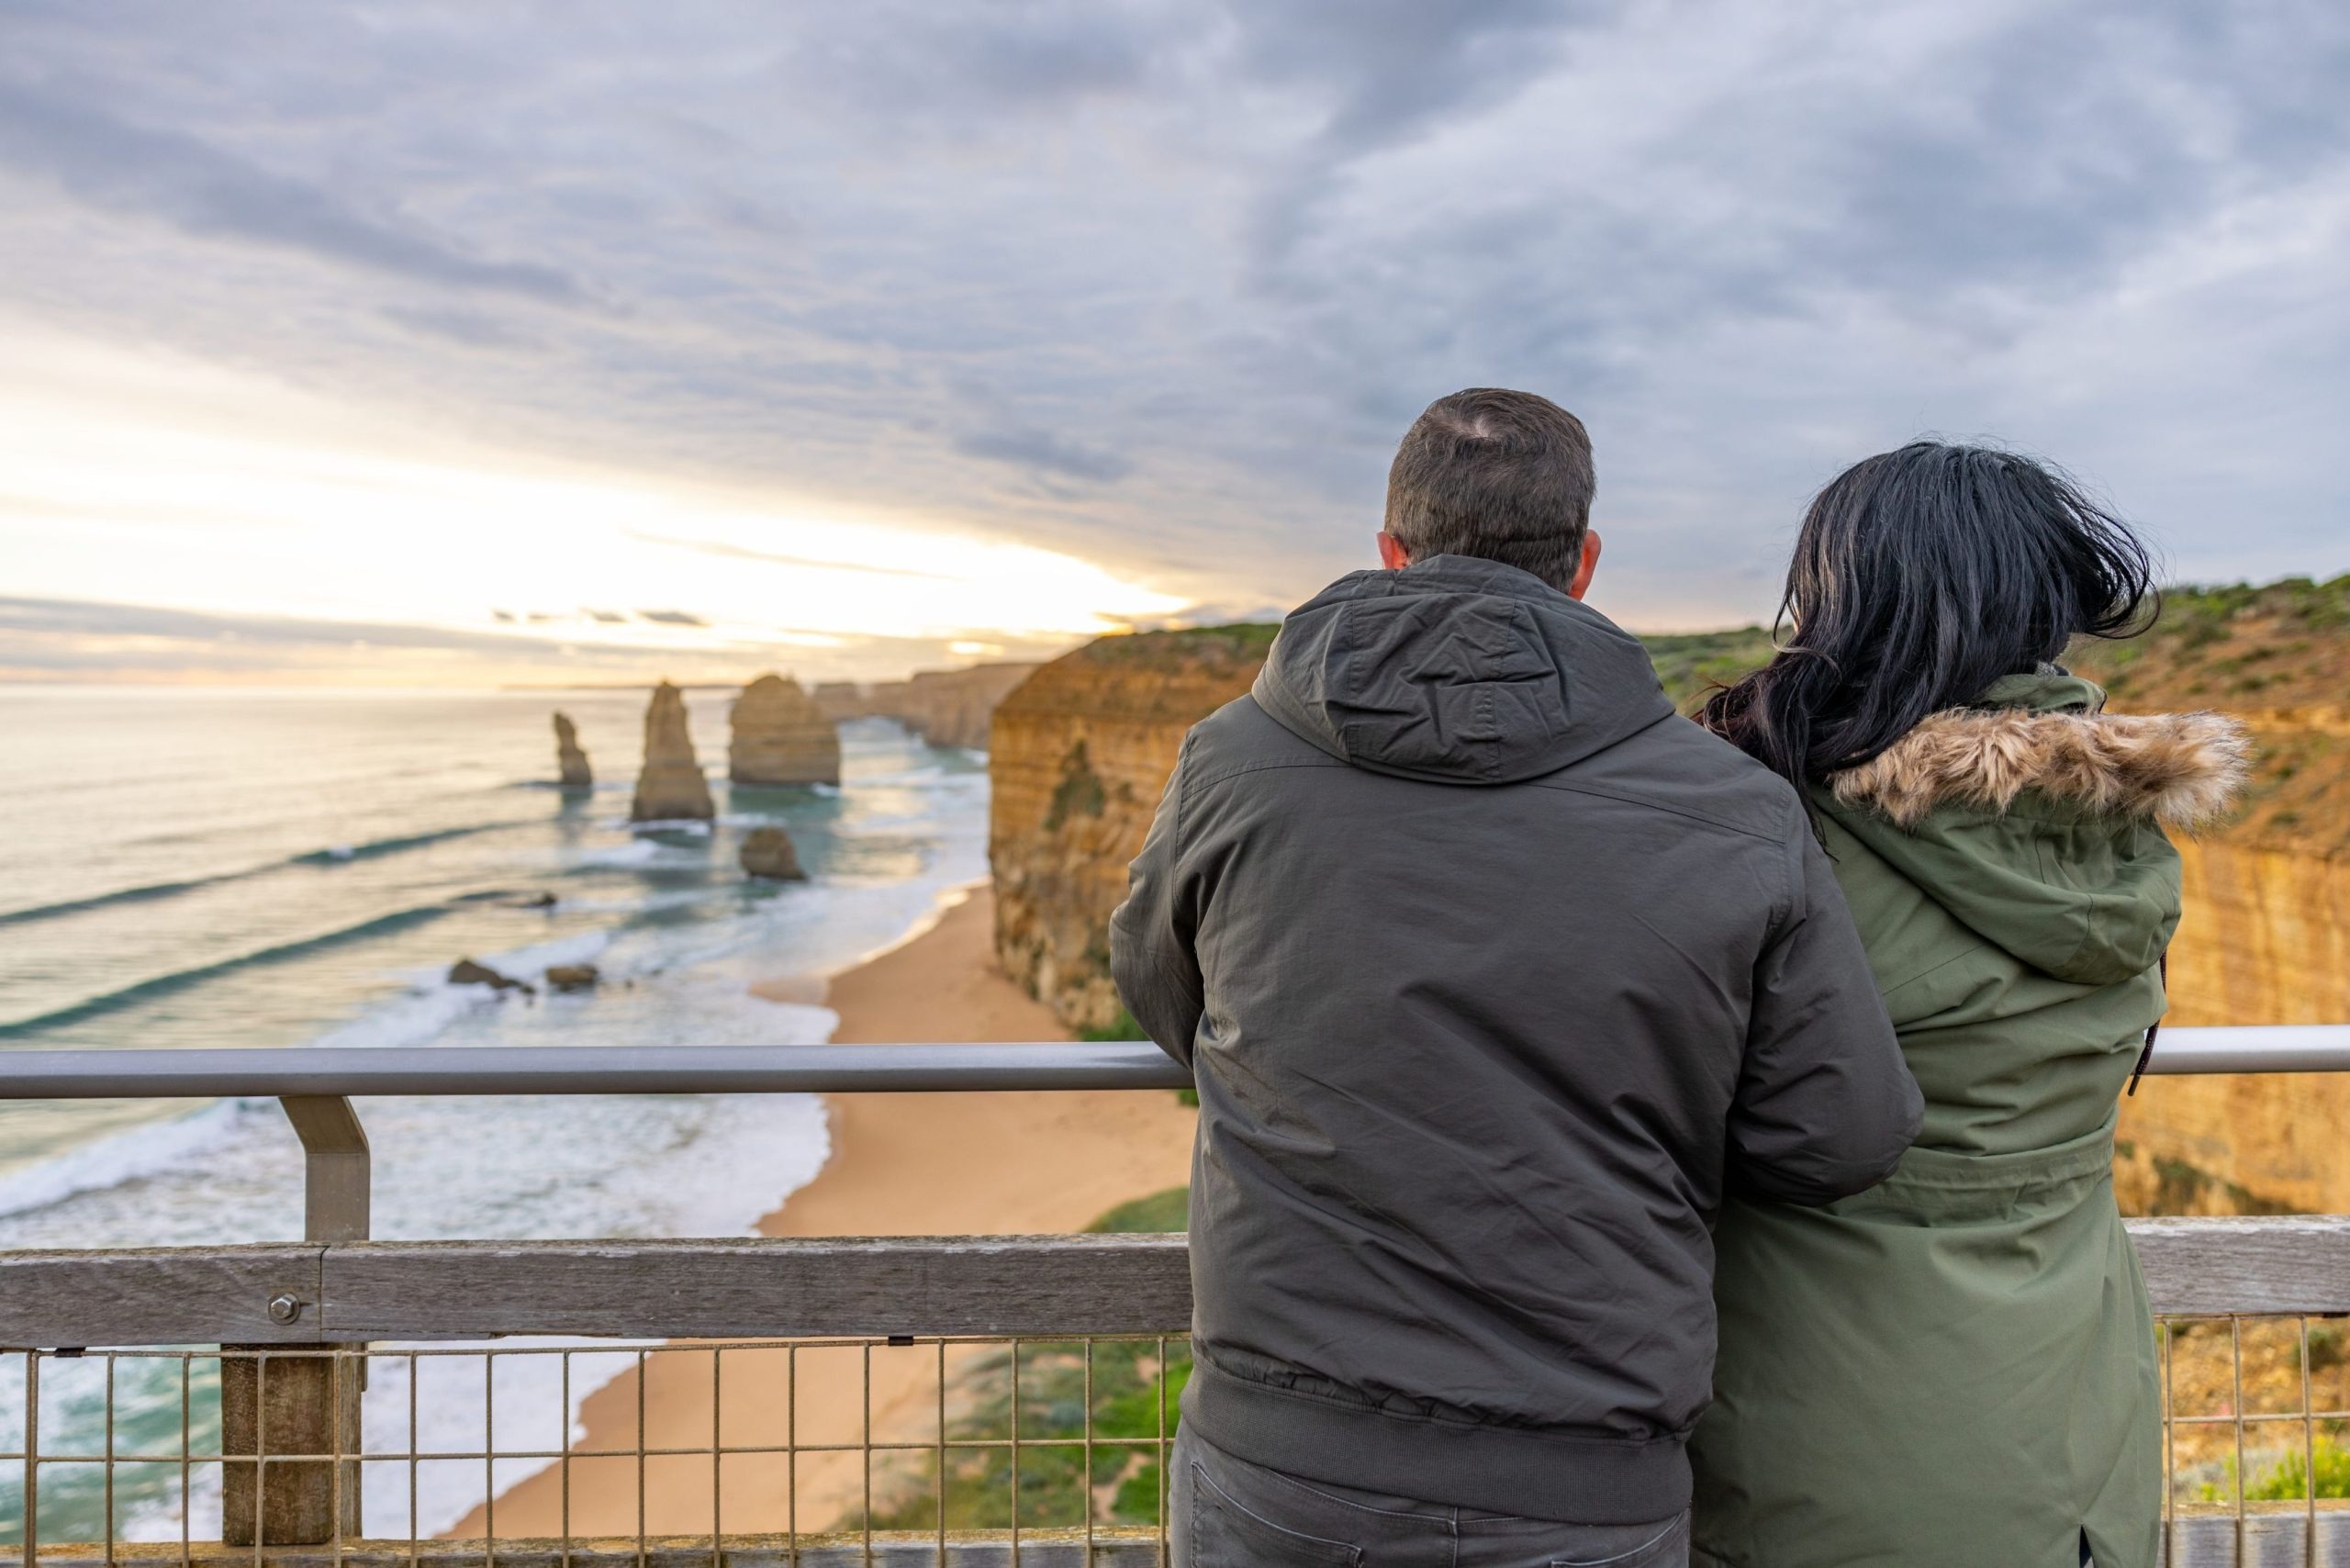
[0,1096,250,1222]
[565,836,671,868]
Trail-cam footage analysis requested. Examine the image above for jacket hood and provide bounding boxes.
[1820,671,2251,986]
[1252,554,1675,785]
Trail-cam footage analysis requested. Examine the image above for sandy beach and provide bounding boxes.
[450,886,1196,1540]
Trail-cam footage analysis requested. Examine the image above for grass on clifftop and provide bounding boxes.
[1086,622,1281,664]
[2070,575,2350,710]
[1639,626,1778,713]
[2069,575,2350,852]
[1072,570,2347,849]
[859,1189,1192,1534]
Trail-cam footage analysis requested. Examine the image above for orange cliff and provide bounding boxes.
[989,626,1279,1029]
[2070,578,2350,1214]
[980,584,2349,1214]
[819,664,1041,752]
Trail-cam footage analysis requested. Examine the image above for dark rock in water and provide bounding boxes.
[739,826,808,881]
[449,958,534,994]
[554,711,593,788]
[545,963,600,993]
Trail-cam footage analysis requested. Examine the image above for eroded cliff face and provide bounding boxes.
[991,583,2349,1216]
[990,627,1275,1030]
[2072,579,2350,1214]
[821,665,1041,751]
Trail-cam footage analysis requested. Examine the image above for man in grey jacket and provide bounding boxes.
[1110,388,1922,1568]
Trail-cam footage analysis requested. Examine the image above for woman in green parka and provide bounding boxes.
[1690,442,2248,1568]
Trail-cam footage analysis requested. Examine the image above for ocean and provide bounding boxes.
[0,684,993,1540]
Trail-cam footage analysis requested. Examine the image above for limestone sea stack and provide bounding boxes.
[728,673,841,785]
[553,711,593,787]
[630,681,715,822]
[739,825,808,880]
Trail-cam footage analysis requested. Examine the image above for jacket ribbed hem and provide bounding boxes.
[1182,1358,1691,1525]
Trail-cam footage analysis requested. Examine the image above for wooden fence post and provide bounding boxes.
[219,1349,361,1546]
[220,1095,370,1546]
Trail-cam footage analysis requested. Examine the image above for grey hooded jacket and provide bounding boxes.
[1110,555,1922,1523]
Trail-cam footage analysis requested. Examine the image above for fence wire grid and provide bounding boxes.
[3,1319,2348,1565]
[3,1334,1189,1566]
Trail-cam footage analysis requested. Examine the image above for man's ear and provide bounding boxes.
[1376,531,1413,571]
[1567,530,1602,599]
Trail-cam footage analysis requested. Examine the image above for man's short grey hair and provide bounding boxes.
[1384,388,1595,592]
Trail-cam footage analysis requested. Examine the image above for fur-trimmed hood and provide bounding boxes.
[1816,673,2251,988]
[1829,708,2252,830]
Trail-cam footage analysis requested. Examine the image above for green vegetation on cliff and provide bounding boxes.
[1640,626,1777,713]
[860,1192,1192,1534]
[2069,575,2350,852]
[1093,621,1778,713]
[1089,623,1281,664]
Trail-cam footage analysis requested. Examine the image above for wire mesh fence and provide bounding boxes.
[1,1334,1191,1566]
[2,1318,2344,1565]
[2160,1314,2350,1562]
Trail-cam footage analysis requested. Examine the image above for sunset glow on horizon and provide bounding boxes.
[0,324,1190,686]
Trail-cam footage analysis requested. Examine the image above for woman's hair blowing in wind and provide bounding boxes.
[1698,442,2157,792]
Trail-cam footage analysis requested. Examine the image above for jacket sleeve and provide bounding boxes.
[1728,823,1923,1206]
[1108,742,1205,1070]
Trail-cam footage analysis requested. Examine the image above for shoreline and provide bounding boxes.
[449,885,1195,1540]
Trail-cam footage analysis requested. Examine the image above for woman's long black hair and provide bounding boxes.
[1698,442,2157,793]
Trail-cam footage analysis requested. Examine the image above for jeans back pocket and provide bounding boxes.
[1190,1461,1361,1566]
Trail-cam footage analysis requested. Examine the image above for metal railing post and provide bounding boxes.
[280,1094,372,1244]
[221,1096,369,1546]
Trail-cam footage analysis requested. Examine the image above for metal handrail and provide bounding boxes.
[0,1040,1195,1100]
[1,1025,2347,1101]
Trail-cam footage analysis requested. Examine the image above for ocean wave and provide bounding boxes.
[610,816,714,834]
[0,903,458,1039]
[567,836,674,868]
[290,823,508,866]
[0,822,520,928]
[844,765,949,787]
[0,872,227,928]
[0,1097,254,1222]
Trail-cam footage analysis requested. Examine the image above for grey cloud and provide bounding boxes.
[778,1,1172,123]
[1,1,2345,635]
[1225,0,1598,153]
[957,426,1134,484]
[635,609,710,626]
[0,81,583,302]
[381,304,543,350]
[0,596,610,657]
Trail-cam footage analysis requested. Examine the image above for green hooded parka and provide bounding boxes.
[1690,672,2249,1568]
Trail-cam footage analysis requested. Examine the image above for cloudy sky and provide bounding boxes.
[3,1,2345,684]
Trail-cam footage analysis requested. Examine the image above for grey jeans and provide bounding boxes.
[1170,1428,1690,1568]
